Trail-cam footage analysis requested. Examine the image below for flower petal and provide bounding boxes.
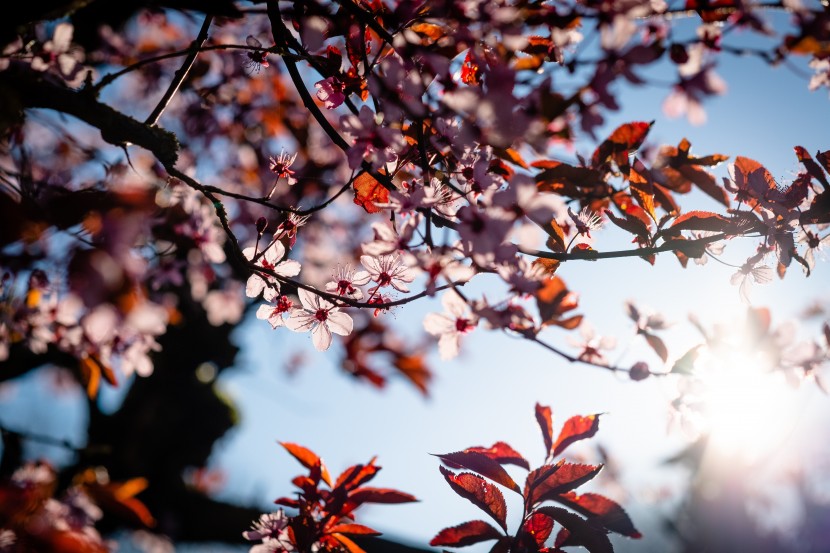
[326,310,353,336]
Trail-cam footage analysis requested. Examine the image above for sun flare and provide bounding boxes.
[692,348,800,462]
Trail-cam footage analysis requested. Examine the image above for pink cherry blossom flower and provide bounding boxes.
[285,289,353,351]
[358,254,415,293]
[568,206,603,238]
[568,323,616,365]
[269,150,298,186]
[243,510,295,552]
[256,295,294,329]
[30,22,85,86]
[340,106,405,170]
[423,291,477,360]
[325,265,369,300]
[731,255,773,302]
[361,218,419,257]
[274,213,310,249]
[243,241,302,300]
[314,76,345,109]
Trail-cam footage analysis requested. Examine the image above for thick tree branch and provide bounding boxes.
[0,64,180,167]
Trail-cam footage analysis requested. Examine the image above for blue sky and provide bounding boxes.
[207,37,830,552]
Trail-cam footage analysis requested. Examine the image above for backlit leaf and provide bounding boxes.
[348,487,417,505]
[592,121,653,174]
[280,442,332,487]
[430,520,502,547]
[527,462,603,506]
[440,467,508,530]
[535,403,554,458]
[352,172,389,214]
[433,451,521,494]
[553,415,601,457]
[522,512,554,548]
[556,492,641,538]
[328,523,381,536]
[464,441,530,470]
[667,210,734,235]
[537,506,614,553]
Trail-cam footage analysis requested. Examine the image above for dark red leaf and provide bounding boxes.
[430,520,502,547]
[605,210,651,243]
[461,50,483,86]
[678,165,730,207]
[553,415,602,457]
[280,442,332,487]
[591,121,653,174]
[465,442,530,470]
[527,463,603,506]
[328,523,381,536]
[352,172,389,214]
[348,487,417,505]
[433,451,522,494]
[535,403,555,459]
[535,279,580,328]
[536,506,614,553]
[555,492,641,538]
[440,467,508,531]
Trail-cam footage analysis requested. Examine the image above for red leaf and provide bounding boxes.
[526,462,603,506]
[605,210,651,243]
[556,492,641,538]
[352,172,389,214]
[433,451,522,494]
[328,523,381,536]
[666,210,735,235]
[535,278,580,328]
[461,50,483,86]
[538,506,614,553]
[553,415,602,457]
[440,467,508,531]
[522,512,554,547]
[348,487,417,505]
[280,442,332,487]
[642,332,668,362]
[331,533,366,553]
[678,165,730,207]
[591,121,653,173]
[430,520,502,547]
[535,403,554,459]
[334,459,380,491]
[465,442,530,470]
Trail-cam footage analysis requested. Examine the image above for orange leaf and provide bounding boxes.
[352,172,389,214]
[592,121,653,173]
[280,442,332,487]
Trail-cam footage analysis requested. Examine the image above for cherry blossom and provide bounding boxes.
[268,150,298,186]
[423,291,478,360]
[243,510,295,553]
[568,206,604,238]
[314,76,346,109]
[568,323,617,365]
[243,241,302,300]
[325,265,369,300]
[285,289,353,351]
[731,254,774,302]
[340,105,405,170]
[358,254,415,293]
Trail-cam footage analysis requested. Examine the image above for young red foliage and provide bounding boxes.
[553,414,602,458]
[464,441,531,470]
[352,171,390,214]
[591,121,653,174]
[439,466,508,531]
[433,451,522,494]
[535,402,555,459]
[430,520,503,547]
[556,492,642,538]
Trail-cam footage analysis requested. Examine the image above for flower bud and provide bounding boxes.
[256,217,268,235]
[629,361,650,381]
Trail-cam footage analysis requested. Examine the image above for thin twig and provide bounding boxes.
[145,15,213,126]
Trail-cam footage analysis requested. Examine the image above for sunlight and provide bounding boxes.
[694,348,799,463]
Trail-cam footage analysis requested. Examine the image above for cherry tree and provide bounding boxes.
[0,0,828,552]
